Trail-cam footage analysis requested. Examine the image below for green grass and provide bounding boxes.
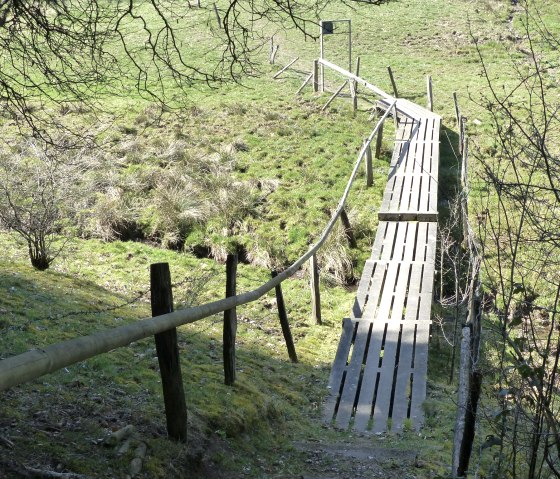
[3,0,559,477]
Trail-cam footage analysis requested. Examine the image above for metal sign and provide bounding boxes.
[322,21,334,35]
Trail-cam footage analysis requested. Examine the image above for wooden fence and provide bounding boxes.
[451,101,483,478]
[0,98,397,441]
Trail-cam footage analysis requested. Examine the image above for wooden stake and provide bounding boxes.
[270,44,279,65]
[375,121,384,159]
[223,253,238,385]
[340,208,357,248]
[453,91,460,127]
[296,73,314,95]
[271,271,298,363]
[313,59,319,93]
[310,254,322,325]
[151,263,187,442]
[387,66,399,98]
[365,141,373,187]
[353,56,361,111]
[427,75,433,112]
[462,136,469,188]
[322,80,349,112]
[273,57,299,79]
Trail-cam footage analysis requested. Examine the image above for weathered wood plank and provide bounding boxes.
[390,321,415,429]
[378,211,438,222]
[353,321,386,431]
[335,320,372,429]
[361,262,388,321]
[353,260,376,319]
[372,321,401,432]
[323,318,355,423]
[410,321,431,428]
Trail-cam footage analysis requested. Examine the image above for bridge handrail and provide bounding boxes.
[0,100,397,393]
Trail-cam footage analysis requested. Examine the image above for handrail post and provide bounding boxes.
[353,56,361,112]
[271,270,298,363]
[427,75,434,112]
[340,208,357,248]
[310,254,322,325]
[313,59,319,92]
[387,66,399,98]
[365,139,373,187]
[151,263,187,442]
[375,121,384,159]
[223,252,238,385]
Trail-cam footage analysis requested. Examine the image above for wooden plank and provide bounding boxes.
[372,321,401,432]
[323,318,355,423]
[380,222,398,261]
[390,321,415,429]
[410,321,430,428]
[372,262,399,323]
[391,262,412,322]
[361,262,388,321]
[401,223,415,263]
[371,222,388,259]
[408,174,423,214]
[387,222,406,262]
[378,211,438,222]
[414,222,428,262]
[353,260,380,319]
[405,263,423,322]
[426,223,438,263]
[417,292,434,322]
[335,320,372,428]
[353,321,386,431]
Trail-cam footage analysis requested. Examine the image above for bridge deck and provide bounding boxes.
[323,107,441,433]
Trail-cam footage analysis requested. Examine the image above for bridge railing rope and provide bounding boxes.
[0,97,397,440]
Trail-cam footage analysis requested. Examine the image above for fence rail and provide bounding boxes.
[0,101,397,398]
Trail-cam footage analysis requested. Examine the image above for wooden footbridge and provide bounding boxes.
[0,58,440,445]
[320,77,441,432]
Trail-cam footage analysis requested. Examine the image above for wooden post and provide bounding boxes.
[427,75,434,112]
[462,136,469,189]
[453,91,460,127]
[340,208,357,248]
[387,66,399,98]
[213,3,221,28]
[310,254,322,325]
[223,252,238,386]
[319,21,325,92]
[460,116,468,159]
[321,80,348,112]
[352,56,361,112]
[271,271,298,363]
[273,57,298,79]
[313,59,319,93]
[296,73,314,95]
[365,141,373,187]
[393,102,398,129]
[270,45,279,64]
[151,263,187,442]
[375,121,384,159]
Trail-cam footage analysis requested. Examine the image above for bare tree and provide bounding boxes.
[0,140,86,269]
[0,0,388,143]
[472,3,560,476]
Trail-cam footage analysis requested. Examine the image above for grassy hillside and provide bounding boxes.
[2,0,557,477]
